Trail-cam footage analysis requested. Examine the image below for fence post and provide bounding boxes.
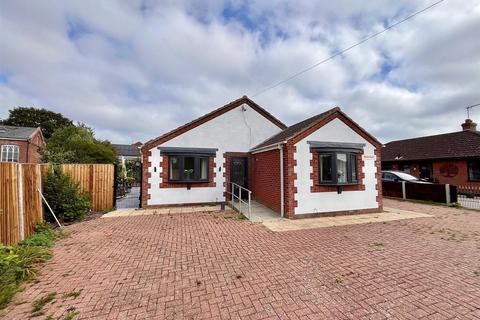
[401,181,406,200]
[17,164,25,242]
[445,184,451,204]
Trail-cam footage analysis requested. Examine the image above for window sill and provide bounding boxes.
[316,182,359,186]
[167,180,210,184]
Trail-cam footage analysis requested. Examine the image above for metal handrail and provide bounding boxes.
[228,182,252,219]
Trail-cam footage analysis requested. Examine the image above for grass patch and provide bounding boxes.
[62,289,82,299]
[0,223,63,310]
[62,309,79,320]
[31,292,56,314]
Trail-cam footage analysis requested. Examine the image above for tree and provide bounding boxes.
[41,124,117,164]
[1,107,72,139]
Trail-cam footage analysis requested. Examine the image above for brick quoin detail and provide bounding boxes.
[159,155,216,188]
[310,150,365,192]
[283,143,297,219]
[251,149,281,213]
[141,150,152,207]
[375,148,383,211]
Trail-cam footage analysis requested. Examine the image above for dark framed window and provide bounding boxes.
[468,159,480,181]
[318,151,359,185]
[168,155,209,182]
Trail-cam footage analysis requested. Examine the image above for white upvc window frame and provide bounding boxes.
[1,144,20,162]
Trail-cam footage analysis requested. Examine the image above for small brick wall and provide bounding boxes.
[251,149,282,213]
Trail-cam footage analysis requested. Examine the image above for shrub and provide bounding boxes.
[43,168,91,222]
[0,224,59,309]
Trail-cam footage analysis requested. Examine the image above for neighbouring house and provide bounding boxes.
[382,118,480,187]
[113,142,142,166]
[141,96,382,218]
[0,125,46,163]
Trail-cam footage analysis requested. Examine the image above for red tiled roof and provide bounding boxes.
[252,107,381,150]
[382,130,480,161]
[252,107,340,149]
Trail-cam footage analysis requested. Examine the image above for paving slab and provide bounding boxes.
[102,204,222,217]
[261,207,432,232]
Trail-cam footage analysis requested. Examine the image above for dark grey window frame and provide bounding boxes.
[467,159,480,182]
[316,150,359,185]
[308,141,364,186]
[168,155,209,182]
[158,147,217,183]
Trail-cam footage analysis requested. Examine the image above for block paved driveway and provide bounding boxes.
[4,199,480,319]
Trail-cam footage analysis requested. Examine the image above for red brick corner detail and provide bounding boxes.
[141,149,152,208]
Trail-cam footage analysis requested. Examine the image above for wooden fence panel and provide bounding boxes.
[0,163,20,245]
[1,163,114,245]
[41,164,114,212]
[22,164,43,237]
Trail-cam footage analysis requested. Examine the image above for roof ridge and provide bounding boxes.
[0,124,39,130]
[385,130,475,144]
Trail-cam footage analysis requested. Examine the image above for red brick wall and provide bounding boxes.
[251,149,282,213]
[433,160,480,187]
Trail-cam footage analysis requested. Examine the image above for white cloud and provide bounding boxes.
[0,0,479,144]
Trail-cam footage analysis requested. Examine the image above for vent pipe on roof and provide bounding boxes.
[461,119,477,131]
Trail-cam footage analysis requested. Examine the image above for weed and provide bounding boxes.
[62,308,79,320]
[31,292,56,313]
[45,315,54,320]
[236,275,243,279]
[335,277,343,284]
[62,289,82,299]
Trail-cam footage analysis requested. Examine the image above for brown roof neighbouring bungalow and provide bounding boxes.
[383,127,480,162]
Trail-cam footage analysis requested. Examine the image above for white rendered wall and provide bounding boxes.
[294,118,379,215]
[147,104,282,205]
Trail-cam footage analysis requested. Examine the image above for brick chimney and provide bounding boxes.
[462,119,477,131]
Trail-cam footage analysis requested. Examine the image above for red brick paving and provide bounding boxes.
[3,199,480,319]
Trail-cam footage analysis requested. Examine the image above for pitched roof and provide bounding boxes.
[252,107,341,150]
[382,130,480,161]
[0,125,38,140]
[141,96,286,150]
[112,144,141,157]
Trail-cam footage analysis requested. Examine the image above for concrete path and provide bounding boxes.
[261,207,432,232]
[116,186,140,209]
[229,200,280,222]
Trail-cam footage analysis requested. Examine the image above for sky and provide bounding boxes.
[0,0,479,144]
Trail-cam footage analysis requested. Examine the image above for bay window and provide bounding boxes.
[318,151,359,185]
[310,141,364,186]
[158,147,217,183]
[168,155,209,182]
